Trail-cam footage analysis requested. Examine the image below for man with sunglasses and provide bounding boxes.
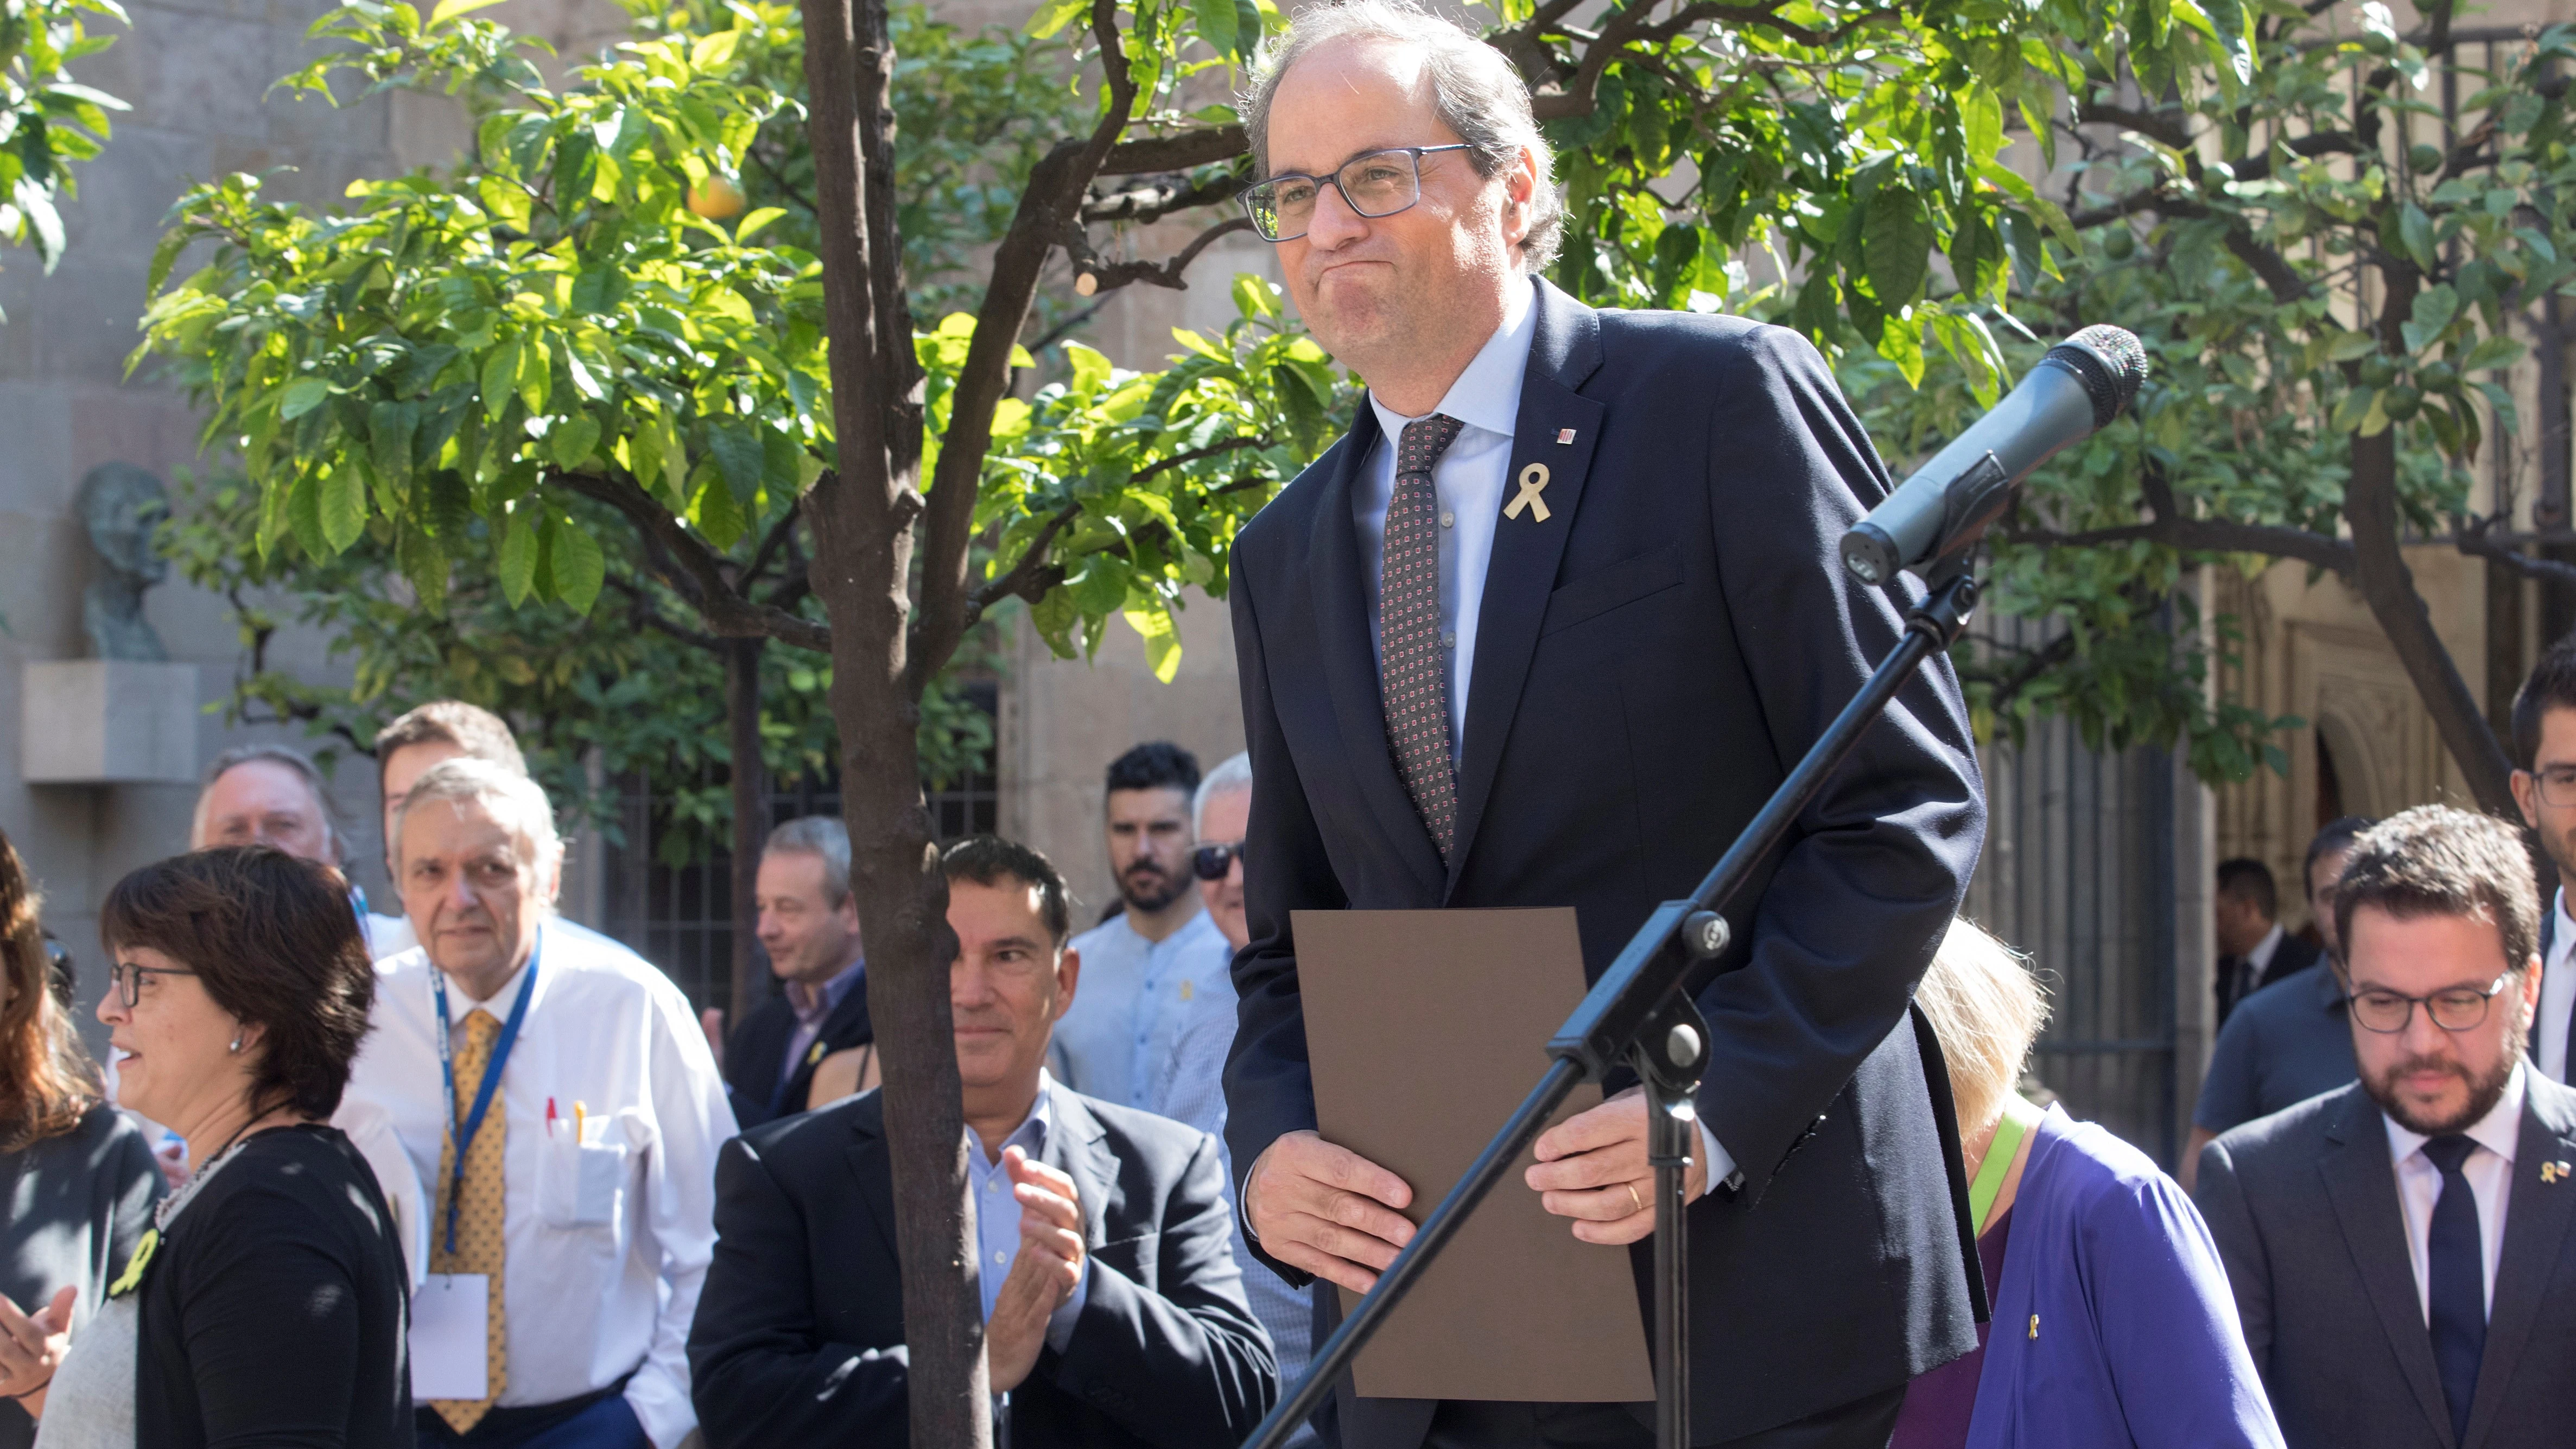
[1222,3,1987,1447]
[2197,805,2576,1449]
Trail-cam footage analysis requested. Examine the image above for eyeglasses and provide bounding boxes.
[2526,765,2576,808]
[111,959,199,1009]
[1240,145,1473,243]
[1192,841,1246,881]
[2346,973,2513,1033]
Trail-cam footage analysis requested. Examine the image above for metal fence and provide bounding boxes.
[1963,615,2181,1166]
[597,680,1001,1014]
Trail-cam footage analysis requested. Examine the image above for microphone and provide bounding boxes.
[1841,325,2148,586]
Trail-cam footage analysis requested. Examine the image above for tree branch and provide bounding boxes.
[908,0,1141,697]
[1082,170,1241,225]
[607,573,725,650]
[1100,126,1247,175]
[1064,216,1254,296]
[2002,517,2358,574]
[549,470,833,652]
[964,502,1082,626]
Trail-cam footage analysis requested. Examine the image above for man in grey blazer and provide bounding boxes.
[2198,805,2576,1449]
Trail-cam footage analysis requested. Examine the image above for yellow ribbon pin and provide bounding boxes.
[108,1227,158,1299]
[1506,463,1552,523]
[807,1039,827,1066]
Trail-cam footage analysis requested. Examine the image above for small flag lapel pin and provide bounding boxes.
[1556,427,1577,444]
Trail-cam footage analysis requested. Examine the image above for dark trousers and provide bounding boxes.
[1418,1386,1907,1449]
[415,1391,649,1449]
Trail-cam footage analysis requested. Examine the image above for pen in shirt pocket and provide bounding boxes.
[546,1097,559,1137]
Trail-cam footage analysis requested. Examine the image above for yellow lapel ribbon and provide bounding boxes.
[107,1228,158,1299]
[1506,464,1552,522]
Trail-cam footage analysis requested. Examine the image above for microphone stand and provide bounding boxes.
[1239,562,1986,1449]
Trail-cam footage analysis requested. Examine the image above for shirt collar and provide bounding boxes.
[2248,923,2286,971]
[2384,1062,2527,1168]
[785,954,866,1024]
[1366,276,1537,443]
[2554,888,2572,967]
[974,1070,1059,1167]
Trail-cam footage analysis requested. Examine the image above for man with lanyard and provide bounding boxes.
[340,758,735,1449]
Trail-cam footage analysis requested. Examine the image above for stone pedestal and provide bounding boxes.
[22,660,200,784]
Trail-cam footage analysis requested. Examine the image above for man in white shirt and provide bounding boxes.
[341,758,735,1449]
[1051,742,1233,1107]
[2198,805,2576,1449]
[2508,638,2576,1084]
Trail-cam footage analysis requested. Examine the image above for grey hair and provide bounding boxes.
[391,757,563,885]
[191,743,342,861]
[764,814,853,909]
[1242,0,1563,274]
[1192,752,1254,837]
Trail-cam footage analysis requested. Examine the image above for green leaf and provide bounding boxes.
[498,509,540,606]
[1025,0,1085,37]
[279,377,331,421]
[551,524,605,614]
[287,470,325,560]
[1124,605,1183,683]
[2462,333,2527,371]
[481,338,522,421]
[691,469,748,549]
[1863,187,1932,307]
[428,0,507,24]
[708,421,765,503]
[1963,87,2004,164]
[319,467,367,554]
[370,400,418,488]
[397,525,448,614]
[734,207,788,243]
[549,411,602,468]
[2399,202,2438,270]
[1192,0,1239,58]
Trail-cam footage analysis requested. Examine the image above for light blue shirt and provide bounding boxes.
[1353,276,1536,762]
[968,1076,1087,1353]
[1054,907,1234,1109]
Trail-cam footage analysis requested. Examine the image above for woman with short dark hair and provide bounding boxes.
[24,847,412,1448]
[0,828,161,1448]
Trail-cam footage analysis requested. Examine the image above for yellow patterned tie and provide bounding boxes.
[429,1008,509,1433]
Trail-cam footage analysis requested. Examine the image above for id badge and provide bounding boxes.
[410,1272,490,1401]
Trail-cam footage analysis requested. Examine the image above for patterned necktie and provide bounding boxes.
[2422,1134,2485,1446]
[1381,413,1468,860]
[429,1009,510,1433]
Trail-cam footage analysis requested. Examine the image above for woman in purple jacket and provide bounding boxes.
[1892,920,2285,1449]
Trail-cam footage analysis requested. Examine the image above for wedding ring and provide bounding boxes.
[1625,1182,1643,1216]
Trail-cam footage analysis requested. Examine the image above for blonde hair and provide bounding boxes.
[1915,919,2050,1139]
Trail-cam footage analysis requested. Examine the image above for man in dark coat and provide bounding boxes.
[720,816,873,1129]
[1221,5,1987,1447]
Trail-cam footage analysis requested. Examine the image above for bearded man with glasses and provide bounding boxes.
[2197,805,2576,1449]
[1220,2,1989,1446]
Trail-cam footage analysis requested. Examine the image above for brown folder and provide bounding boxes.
[1294,907,1655,1403]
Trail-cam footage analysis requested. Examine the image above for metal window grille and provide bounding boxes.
[597,679,1001,1013]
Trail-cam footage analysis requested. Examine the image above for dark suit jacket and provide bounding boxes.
[720,970,872,1130]
[2220,932,2324,1024]
[2196,1076,2576,1449]
[1224,280,1987,1447]
[687,1081,1277,1449]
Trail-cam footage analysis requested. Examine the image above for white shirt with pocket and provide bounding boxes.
[337,917,737,1448]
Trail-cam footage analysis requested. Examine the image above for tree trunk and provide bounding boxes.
[796,0,988,1442]
[2343,262,2518,816]
[725,635,771,1034]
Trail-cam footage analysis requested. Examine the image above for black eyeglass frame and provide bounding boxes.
[2522,764,2576,808]
[111,960,200,1009]
[2344,971,2515,1034]
[1192,841,1247,881]
[1239,144,1475,243]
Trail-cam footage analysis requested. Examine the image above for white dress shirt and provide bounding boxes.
[2244,922,2285,982]
[338,918,738,1448]
[1342,274,1739,1194]
[968,1075,1088,1347]
[2540,890,2575,1083]
[2384,1064,2523,1323]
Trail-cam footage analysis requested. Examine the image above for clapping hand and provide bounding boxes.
[983,1148,1086,1392]
[0,1286,75,1408]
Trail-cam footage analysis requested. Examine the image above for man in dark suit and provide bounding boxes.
[2198,806,2576,1449]
[688,836,1275,1448]
[1222,7,1986,1447]
[720,816,874,1128]
[2216,857,2323,1024]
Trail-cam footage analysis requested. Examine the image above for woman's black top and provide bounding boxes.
[0,1104,161,1449]
[136,1123,413,1448]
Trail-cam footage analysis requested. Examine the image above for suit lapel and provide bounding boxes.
[2463,1078,2576,1449]
[2319,1090,2458,1447]
[1041,1083,1114,1253]
[1305,408,1449,898]
[841,1091,904,1261]
[1448,284,1605,892]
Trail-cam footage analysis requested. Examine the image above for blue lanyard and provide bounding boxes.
[431,930,539,1256]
